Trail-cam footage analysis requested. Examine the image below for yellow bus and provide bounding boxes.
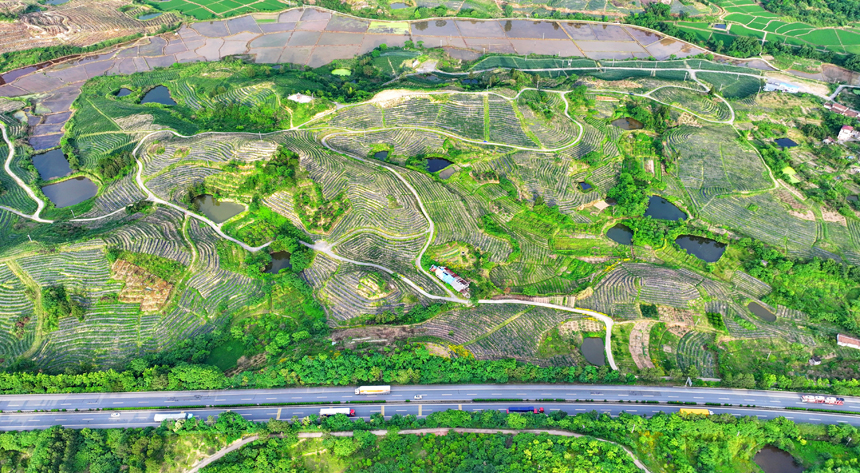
[679,408,713,416]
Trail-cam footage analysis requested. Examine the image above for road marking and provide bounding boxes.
[396,410,406,412]
[441,394,451,396]
[575,409,585,411]
[242,398,253,401]
[766,406,781,409]
[693,397,703,399]
[165,401,175,403]
[628,410,637,412]
[27,420,39,422]
[82,418,93,421]
[342,396,353,398]
[458,405,461,411]
[550,409,559,411]
[381,406,385,416]
[424,409,433,412]
[276,408,281,420]
[56,418,66,421]
[292,397,302,399]
[668,396,678,398]
[112,402,124,404]
[316,397,327,399]
[618,394,628,397]
[643,395,653,397]
[418,405,422,416]
[785,417,794,419]
[719,398,729,401]
[492,393,503,395]
[390,395,403,397]
[757,415,767,418]
[771,400,781,403]
[810,418,822,421]
[138,402,148,404]
[516,393,527,396]
[745,399,755,402]
[61,403,71,405]
[541,393,552,396]
[266,398,277,400]
[652,411,659,413]
[467,393,477,396]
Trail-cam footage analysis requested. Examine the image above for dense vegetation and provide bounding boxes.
[41,285,84,332]
[761,0,860,26]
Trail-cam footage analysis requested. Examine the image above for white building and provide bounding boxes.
[763,81,800,94]
[838,125,859,142]
[837,333,860,350]
[430,265,470,296]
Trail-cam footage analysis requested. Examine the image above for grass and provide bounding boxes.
[204,339,245,371]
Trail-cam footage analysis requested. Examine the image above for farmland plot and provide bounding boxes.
[467,306,588,366]
[325,129,445,163]
[79,172,146,218]
[328,104,385,130]
[0,145,38,215]
[676,331,717,378]
[299,152,429,239]
[317,265,433,323]
[17,247,123,300]
[103,207,193,265]
[146,164,223,205]
[0,264,36,364]
[419,304,528,345]
[650,87,732,122]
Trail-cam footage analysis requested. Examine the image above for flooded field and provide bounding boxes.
[193,195,244,223]
[748,301,777,322]
[32,149,72,181]
[607,224,633,245]
[675,235,726,262]
[645,196,687,221]
[41,177,97,208]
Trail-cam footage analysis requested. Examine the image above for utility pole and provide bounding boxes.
[27,234,32,242]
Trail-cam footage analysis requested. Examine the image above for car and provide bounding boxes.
[413,395,423,400]
[110,412,120,418]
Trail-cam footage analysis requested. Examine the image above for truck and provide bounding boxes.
[153,412,194,422]
[355,386,391,395]
[801,395,845,406]
[506,406,544,414]
[679,408,713,416]
[319,408,355,417]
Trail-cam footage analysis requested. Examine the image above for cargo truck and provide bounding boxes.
[355,386,391,395]
[507,406,544,414]
[319,408,355,417]
[679,408,713,416]
[801,395,844,405]
[153,412,194,422]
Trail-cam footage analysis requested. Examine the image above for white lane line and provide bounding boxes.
[316,397,328,399]
[757,415,767,418]
[810,418,822,421]
[138,401,149,404]
[61,403,71,406]
[668,396,678,398]
[396,410,406,412]
[492,393,503,395]
[575,409,585,411]
[627,410,637,412]
[515,393,527,396]
[56,418,66,421]
[266,398,277,400]
[771,400,781,403]
[342,396,353,398]
[27,420,40,422]
[467,393,478,396]
[112,402,124,404]
[618,394,628,397]
[766,406,781,409]
[785,417,794,419]
[693,397,703,399]
[719,398,729,401]
[82,418,93,421]
[745,399,755,402]
[242,398,254,401]
[441,394,451,396]
[291,397,302,399]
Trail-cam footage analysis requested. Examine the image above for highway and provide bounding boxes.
[0,385,858,431]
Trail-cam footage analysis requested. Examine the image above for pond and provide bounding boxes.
[461,79,480,85]
[645,196,687,221]
[138,12,162,20]
[41,177,97,208]
[607,224,633,245]
[140,86,176,105]
[849,195,858,202]
[32,149,72,181]
[390,2,408,8]
[611,117,644,130]
[265,251,292,274]
[775,138,798,148]
[754,446,802,473]
[713,24,727,30]
[116,88,132,97]
[581,337,605,366]
[46,0,68,4]
[578,181,592,191]
[748,301,777,322]
[427,158,453,172]
[674,235,726,263]
[374,150,389,160]
[193,195,245,224]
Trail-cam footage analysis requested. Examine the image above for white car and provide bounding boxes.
[414,395,423,400]
[110,412,120,418]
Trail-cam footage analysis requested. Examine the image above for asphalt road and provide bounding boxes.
[0,385,857,431]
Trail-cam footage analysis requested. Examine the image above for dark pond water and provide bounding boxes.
[611,117,644,130]
[374,150,389,160]
[754,446,802,473]
[141,86,176,105]
[461,79,479,85]
[748,301,777,322]
[607,224,633,245]
[32,149,72,181]
[390,2,408,8]
[675,235,726,263]
[645,196,687,221]
[581,337,605,366]
[849,195,858,202]
[116,88,132,97]
[578,181,592,191]
[41,177,97,208]
[775,138,798,148]
[713,24,727,30]
[193,195,244,224]
[46,0,68,4]
[427,158,453,172]
[138,12,162,20]
[265,251,292,274]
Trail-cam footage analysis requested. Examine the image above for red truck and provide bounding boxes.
[801,395,844,405]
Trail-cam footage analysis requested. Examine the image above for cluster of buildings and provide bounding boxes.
[837,125,860,142]
[430,265,470,297]
[837,333,860,350]
[764,81,800,94]
[824,102,860,119]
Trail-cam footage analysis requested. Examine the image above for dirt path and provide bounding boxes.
[186,428,651,473]
[630,320,656,370]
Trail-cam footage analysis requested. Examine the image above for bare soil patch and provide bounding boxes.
[111,259,173,311]
[657,306,695,337]
[332,325,427,346]
[629,320,656,369]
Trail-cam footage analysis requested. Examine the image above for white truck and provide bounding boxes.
[319,408,355,417]
[355,385,390,395]
[154,412,194,422]
[801,395,845,406]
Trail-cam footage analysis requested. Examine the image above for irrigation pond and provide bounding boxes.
[141,86,176,105]
[645,196,687,221]
[674,235,726,262]
[747,301,777,322]
[41,177,98,208]
[193,195,245,224]
[607,224,633,245]
[32,149,72,181]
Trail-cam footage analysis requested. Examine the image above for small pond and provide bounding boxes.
[754,446,802,473]
[849,195,858,202]
[116,88,132,97]
[775,138,798,148]
[581,337,605,366]
[675,235,726,263]
[390,2,408,8]
[32,149,72,181]
[140,86,176,105]
[374,150,389,160]
[610,117,644,130]
[46,0,68,4]
[645,196,687,221]
[461,79,480,85]
[193,194,244,224]
[578,181,592,191]
[138,12,162,20]
[748,301,777,322]
[265,251,292,274]
[427,158,453,173]
[713,24,727,30]
[606,224,633,245]
[41,177,97,208]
